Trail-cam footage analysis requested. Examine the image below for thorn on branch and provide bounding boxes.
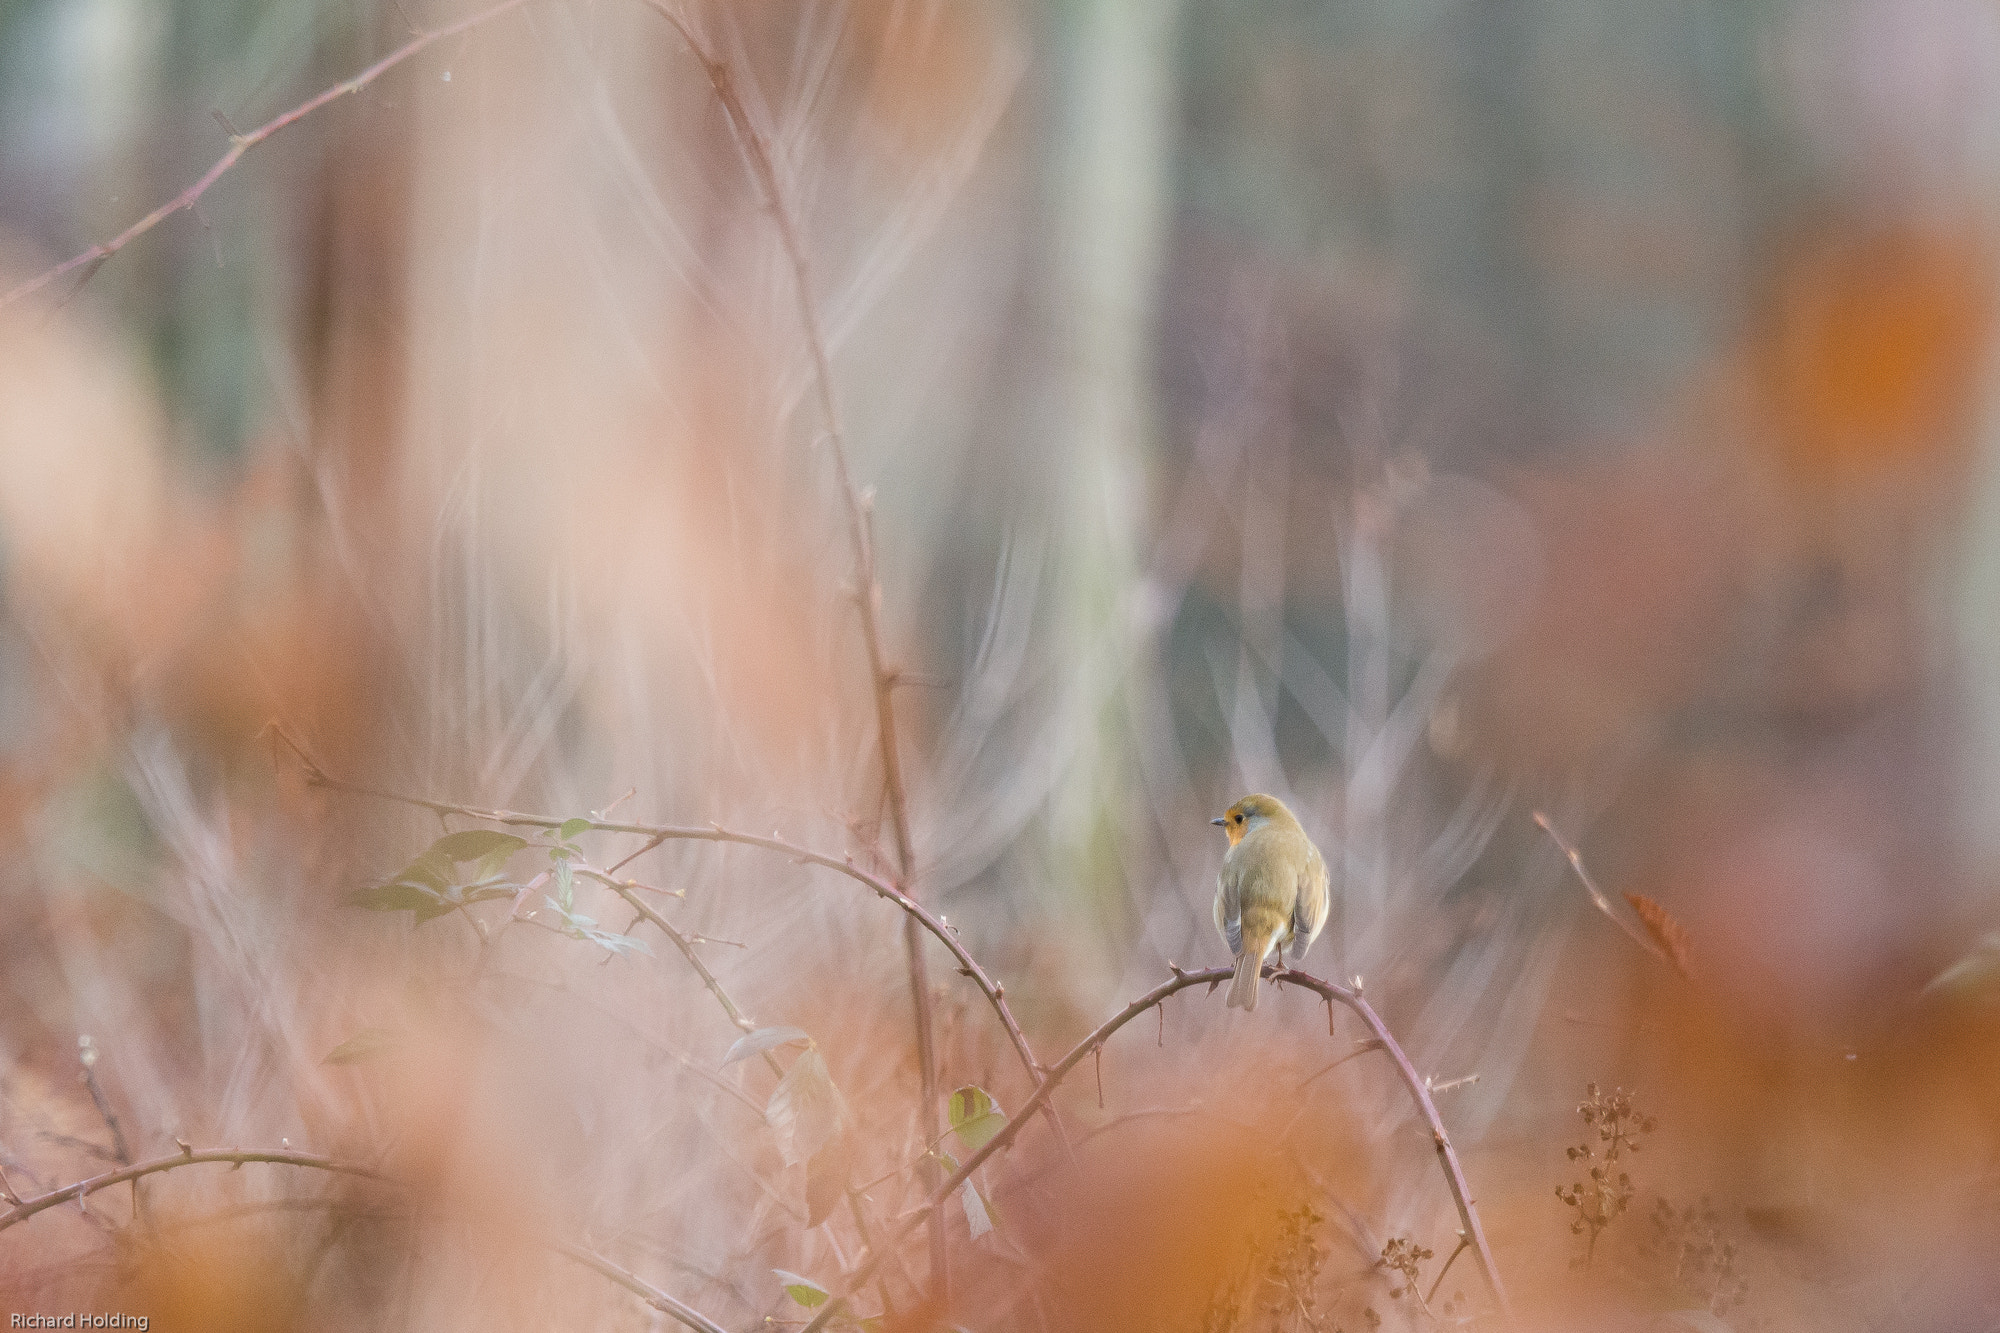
[211,108,244,142]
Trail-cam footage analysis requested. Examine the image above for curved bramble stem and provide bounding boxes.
[799,964,1512,1332]
[1272,968,1510,1316]
[607,881,757,1035]
[0,1149,381,1232]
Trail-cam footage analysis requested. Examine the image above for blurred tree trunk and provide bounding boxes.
[1035,0,1186,950]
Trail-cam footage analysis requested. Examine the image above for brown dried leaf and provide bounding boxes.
[1625,892,1693,978]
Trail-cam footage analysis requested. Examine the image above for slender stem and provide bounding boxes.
[553,1240,730,1333]
[1425,1235,1471,1306]
[0,0,536,309]
[609,882,757,1036]
[78,1064,129,1167]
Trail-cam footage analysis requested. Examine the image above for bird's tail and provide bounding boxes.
[1227,935,1271,1011]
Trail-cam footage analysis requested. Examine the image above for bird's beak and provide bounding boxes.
[1211,817,1227,827]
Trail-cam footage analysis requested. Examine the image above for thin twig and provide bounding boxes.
[0,0,535,309]
[1299,1041,1385,1092]
[554,1240,731,1333]
[609,884,758,1036]
[76,1046,129,1167]
[76,1038,143,1226]
[1425,1234,1471,1306]
[575,865,683,899]
[1532,811,1669,966]
[799,965,1513,1332]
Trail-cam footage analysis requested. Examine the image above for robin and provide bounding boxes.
[1212,794,1330,1011]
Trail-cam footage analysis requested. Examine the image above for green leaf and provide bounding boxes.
[392,852,452,893]
[323,1027,395,1065]
[411,899,460,925]
[430,830,526,863]
[553,857,574,911]
[721,1026,811,1066]
[558,817,593,842]
[772,1270,828,1308]
[948,1085,1006,1153]
[472,838,527,882]
[767,1046,845,1165]
[349,882,440,913]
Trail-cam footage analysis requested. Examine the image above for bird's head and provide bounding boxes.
[1210,793,1297,846]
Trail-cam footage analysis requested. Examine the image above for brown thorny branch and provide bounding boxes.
[0,1148,730,1333]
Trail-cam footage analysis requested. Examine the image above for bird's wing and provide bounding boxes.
[1291,842,1330,958]
[1214,857,1243,956]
